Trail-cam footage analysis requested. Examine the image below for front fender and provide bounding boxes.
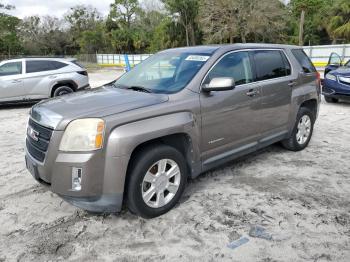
[101,112,200,197]
[106,112,199,158]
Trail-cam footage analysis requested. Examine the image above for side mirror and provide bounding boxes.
[202,77,235,92]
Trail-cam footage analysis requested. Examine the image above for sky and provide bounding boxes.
[5,0,289,19]
[6,0,113,18]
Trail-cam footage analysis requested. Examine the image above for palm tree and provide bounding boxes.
[327,0,350,43]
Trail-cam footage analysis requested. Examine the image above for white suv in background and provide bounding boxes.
[0,58,90,104]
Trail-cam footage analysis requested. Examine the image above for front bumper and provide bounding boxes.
[323,78,350,97]
[25,144,126,213]
[60,194,123,213]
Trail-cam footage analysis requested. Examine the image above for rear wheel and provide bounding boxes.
[127,145,188,218]
[53,86,74,97]
[282,107,315,151]
[324,96,338,103]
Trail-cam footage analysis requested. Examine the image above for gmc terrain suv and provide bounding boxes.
[25,44,321,218]
[0,58,89,104]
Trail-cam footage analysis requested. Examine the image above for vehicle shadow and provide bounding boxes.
[0,102,36,110]
[337,100,350,106]
[181,144,285,197]
[109,143,286,218]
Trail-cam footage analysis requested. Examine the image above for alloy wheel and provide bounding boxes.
[141,159,181,208]
[296,115,312,145]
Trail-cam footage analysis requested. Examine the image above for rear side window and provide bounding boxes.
[0,62,22,76]
[291,49,316,73]
[26,60,67,73]
[253,50,291,81]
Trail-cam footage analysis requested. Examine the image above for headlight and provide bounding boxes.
[59,118,105,152]
[339,76,350,84]
[325,73,337,81]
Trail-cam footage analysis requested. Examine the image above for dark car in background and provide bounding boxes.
[323,52,350,103]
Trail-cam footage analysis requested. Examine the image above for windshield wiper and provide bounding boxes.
[127,86,152,93]
[112,83,153,93]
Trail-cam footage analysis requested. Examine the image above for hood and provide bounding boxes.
[330,67,350,77]
[31,87,169,130]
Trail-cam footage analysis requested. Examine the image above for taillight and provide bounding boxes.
[78,71,88,76]
[316,71,321,81]
[316,71,321,94]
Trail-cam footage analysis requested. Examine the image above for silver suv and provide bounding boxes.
[0,58,90,103]
[25,44,321,218]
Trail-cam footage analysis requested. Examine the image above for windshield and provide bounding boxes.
[113,52,211,94]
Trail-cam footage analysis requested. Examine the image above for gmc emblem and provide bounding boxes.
[27,126,39,141]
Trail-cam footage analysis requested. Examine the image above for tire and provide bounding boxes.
[281,107,315,152]
[126,144,188,218]
[53,86,74,97]
[324,96,338,103]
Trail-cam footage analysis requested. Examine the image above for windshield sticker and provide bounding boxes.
[185,55,210,62]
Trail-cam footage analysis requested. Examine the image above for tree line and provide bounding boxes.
[0,0,349,56]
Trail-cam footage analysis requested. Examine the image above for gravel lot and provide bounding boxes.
[0,70,349,261]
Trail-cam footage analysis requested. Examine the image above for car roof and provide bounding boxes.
[159,45,221,55]
[161,43,301,55]
[0,57,76,63]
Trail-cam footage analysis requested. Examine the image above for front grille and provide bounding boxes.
[339,79,350,86]
[26,119,53,162]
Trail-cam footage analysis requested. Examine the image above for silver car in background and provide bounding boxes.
[0,58,90,103]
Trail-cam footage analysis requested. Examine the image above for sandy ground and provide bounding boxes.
[0,70,349,261]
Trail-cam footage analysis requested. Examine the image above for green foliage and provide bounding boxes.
[0,14,21,55]
[161,0,199,46]
[78,23,109,53]
[0,1,21,55]
[65,5,104,53]
[149,17,186,52]
[199,0,287,44]
[19,16,71,55]
[107,0,142,53]
[0,0,349,56]
[289,0,329,45]
[325,0,350,42]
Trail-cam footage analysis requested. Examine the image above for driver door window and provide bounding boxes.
[205,51,253,85]
[0,62,23,77]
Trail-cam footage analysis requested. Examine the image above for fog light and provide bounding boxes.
[72,167,82,191]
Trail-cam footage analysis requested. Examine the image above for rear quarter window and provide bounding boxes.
[291,49,316,73]
[71,60,85,69]
[51,61,68,70]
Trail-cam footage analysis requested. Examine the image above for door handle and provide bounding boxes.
[11,79,22,83]
[246,89,259,97]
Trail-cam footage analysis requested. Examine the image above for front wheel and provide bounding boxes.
[282,107,315,151]
[126,145,188,218]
